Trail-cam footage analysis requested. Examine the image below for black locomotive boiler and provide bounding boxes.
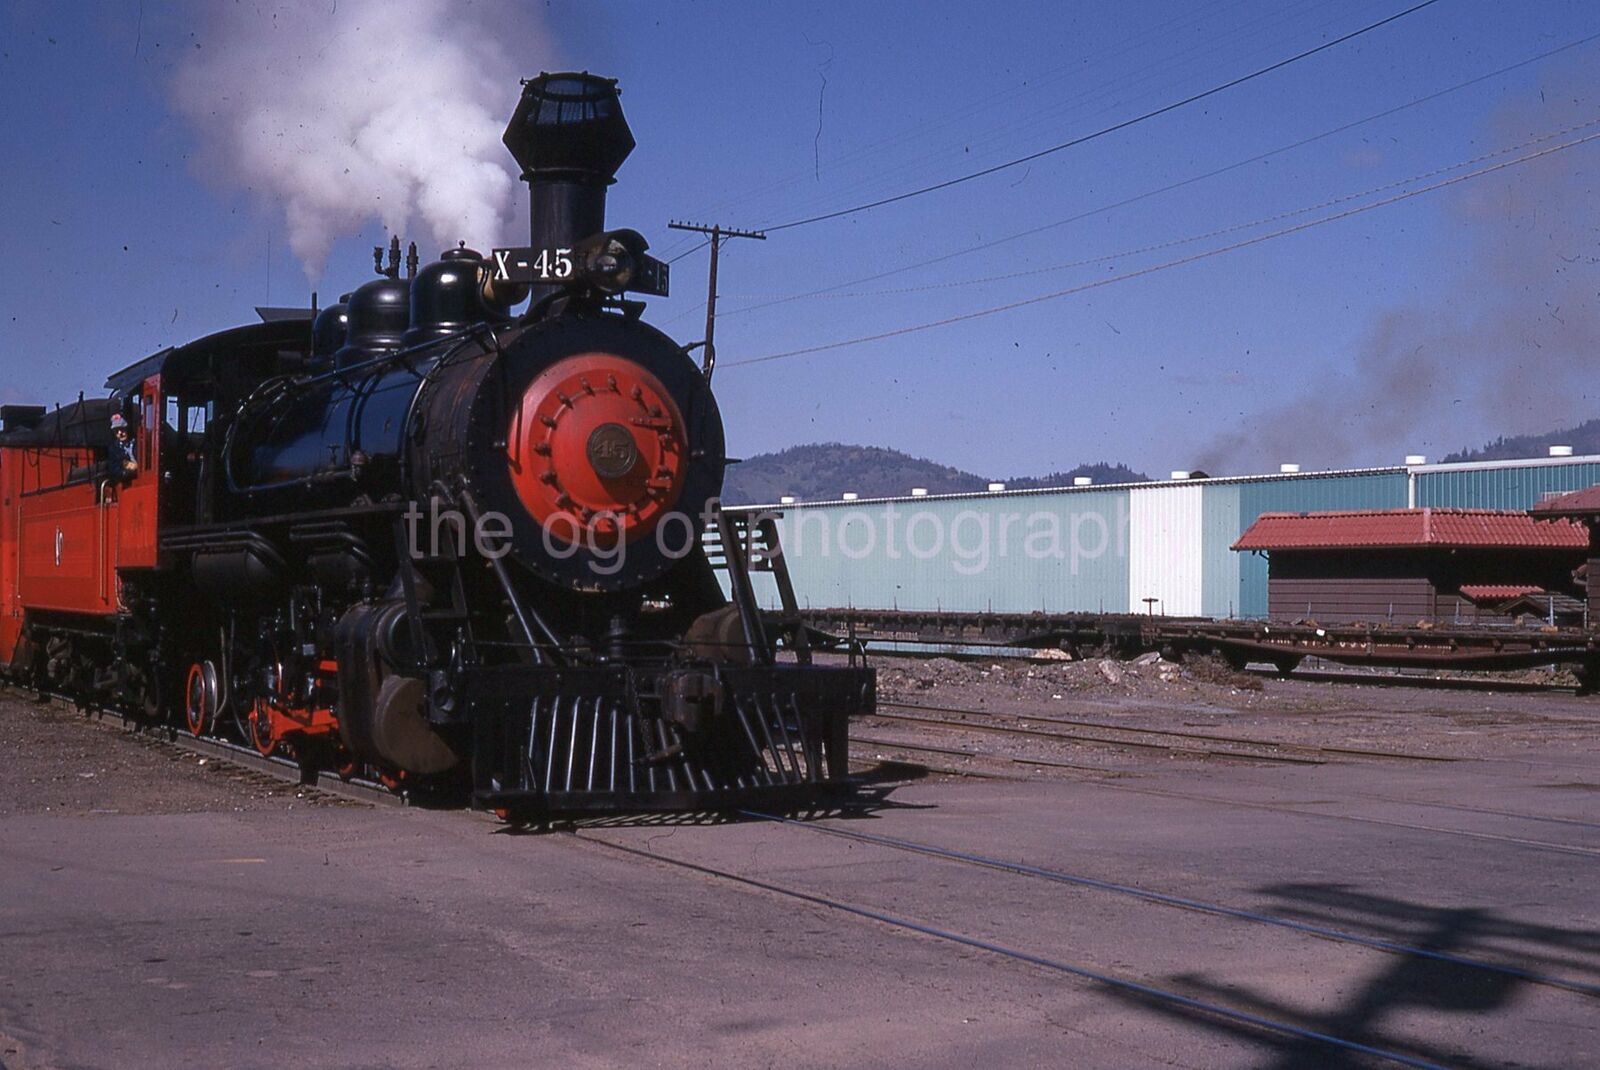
[10,73,869,817]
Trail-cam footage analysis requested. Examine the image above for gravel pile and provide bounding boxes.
[873,652,1261,703]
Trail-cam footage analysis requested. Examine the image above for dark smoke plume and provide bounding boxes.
[1196,67,1600,473]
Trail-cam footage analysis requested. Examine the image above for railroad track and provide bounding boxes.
[856,699,1600,842]
[872,698,1458,764]
[152,726,401,808]
[14,679,1595,1064]
[852,739,1600,860]
[867,707,1325,765]
[1354,793,1600,832]
[29,680,1594,858]
[17,684,402,810]
[572,830,1457,1069]
[851,734,1037,778]
[1257,664,1580,694]
[737,809,1600,999]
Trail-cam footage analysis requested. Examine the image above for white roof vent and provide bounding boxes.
[841,492,859,501]
[1405,454,1427,466]
[779,495,796,504]
[1550,445,1574,457]
[1169,470,1190,481]
[987,482,1006,492]
[1072,476,1093,486]
[910,487,928,497]
[1279,463,1301,474]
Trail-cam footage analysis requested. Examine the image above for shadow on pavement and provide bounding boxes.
[1095,881,1599,1069]
[492,775,928,834]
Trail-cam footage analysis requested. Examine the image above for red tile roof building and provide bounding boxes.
[1231,509,1587,624]
[1530,484,1600,518]
[1457,584,1545,603]
[1233,509,1587,552]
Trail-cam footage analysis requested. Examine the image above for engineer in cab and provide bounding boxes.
[108,410,137,481]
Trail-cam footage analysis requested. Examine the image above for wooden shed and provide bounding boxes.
[1231,509,1588,624]
[1530,485,1600,623]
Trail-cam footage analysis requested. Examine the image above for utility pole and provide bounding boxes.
[667,221,765,382]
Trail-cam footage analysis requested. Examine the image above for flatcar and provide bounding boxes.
[0,73,871,816]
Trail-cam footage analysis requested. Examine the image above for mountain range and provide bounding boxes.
[1442,417,1600,463]
[719,443,1148,505]
[719,414,1600,506]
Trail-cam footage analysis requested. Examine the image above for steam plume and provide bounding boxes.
[1196,64,1600,473]
[172,0,551,277]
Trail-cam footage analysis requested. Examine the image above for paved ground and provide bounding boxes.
[2,688,1598,1068]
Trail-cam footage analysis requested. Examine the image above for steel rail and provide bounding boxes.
[1101,783,1600,861]
[854,738,1600,861]
[850,734,1026,778]
[160,729,402,809]
[853,733,1135,775]
[9,682,403,808]
[868,707,1326,765]
[879,698,1458,762]
[574,832,1453,1070]
[1353,793,1600,833]
[742,810,1600,999]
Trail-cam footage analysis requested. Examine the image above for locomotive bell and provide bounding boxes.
[504,73,635,297]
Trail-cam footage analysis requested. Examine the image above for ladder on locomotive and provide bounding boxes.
[701,507,812,665]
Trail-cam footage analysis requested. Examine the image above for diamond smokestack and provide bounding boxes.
[503,72,635,298]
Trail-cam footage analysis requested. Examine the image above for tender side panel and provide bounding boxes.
[0,449,20,662]
[18,480,118,616]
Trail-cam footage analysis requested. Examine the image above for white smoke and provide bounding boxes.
[172,0,552,278]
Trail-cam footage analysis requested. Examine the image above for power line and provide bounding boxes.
[667,239,711,264]
[663,0,1276,242]
[719,117,1600,303]
[739,0,1340,229]
[683,0,1258,225]
[712,31,1600,322]
[722,127,1600,369]
[747,0,1359,230]
[762,0,1444,233]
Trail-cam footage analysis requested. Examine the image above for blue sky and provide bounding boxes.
[2,0,1597,477]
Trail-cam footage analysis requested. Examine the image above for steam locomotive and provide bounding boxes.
[0,73,870,816]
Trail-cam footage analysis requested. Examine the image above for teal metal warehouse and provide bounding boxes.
[731,452,1600,620]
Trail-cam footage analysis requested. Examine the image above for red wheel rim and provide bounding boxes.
[249,700,277,757]
[184,664,208,737]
